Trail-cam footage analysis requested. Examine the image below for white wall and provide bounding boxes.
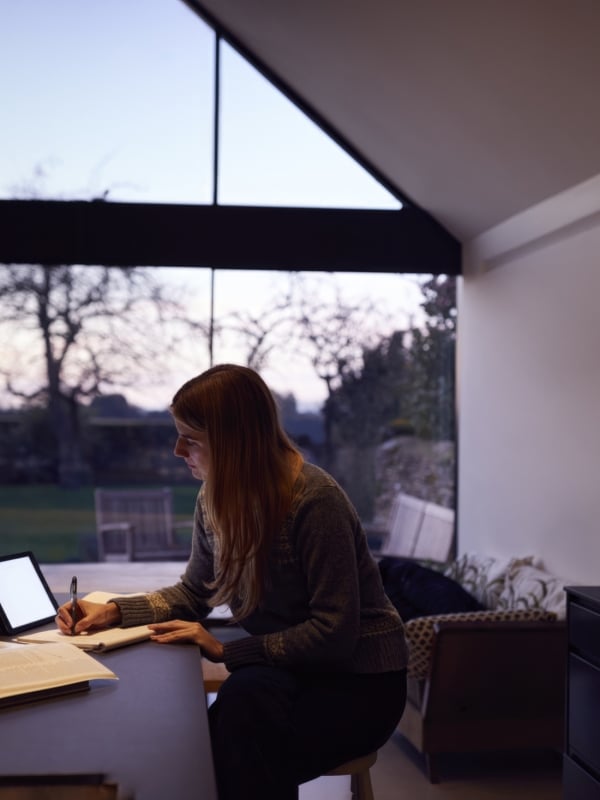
[458,177,600,584]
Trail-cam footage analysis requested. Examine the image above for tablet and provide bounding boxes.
[0,551,58,635]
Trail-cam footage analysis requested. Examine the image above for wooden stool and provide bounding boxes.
[201,658,231,693]
[325,751,377,800]
[201,659,377,799]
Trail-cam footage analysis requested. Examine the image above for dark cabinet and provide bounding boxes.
[565,587,600,799]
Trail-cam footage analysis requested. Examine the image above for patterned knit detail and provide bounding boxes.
[146,591,172,622]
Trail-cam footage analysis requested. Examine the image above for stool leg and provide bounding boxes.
[425,753,439,783]
[351,769,374,800]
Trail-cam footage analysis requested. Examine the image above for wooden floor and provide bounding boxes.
[40,562,563,800]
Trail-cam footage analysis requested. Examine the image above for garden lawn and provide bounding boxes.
[0,484,199,563]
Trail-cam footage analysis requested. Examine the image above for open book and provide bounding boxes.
[14,591,153,652]
[0,641,117,706]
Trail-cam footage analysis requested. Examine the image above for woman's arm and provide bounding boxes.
[146,619,225,661]
[115,498,217,626]
[55,491,216,631]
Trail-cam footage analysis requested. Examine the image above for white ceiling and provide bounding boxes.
[194,0,600,242]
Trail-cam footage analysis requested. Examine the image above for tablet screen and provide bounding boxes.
[0,552,58,634]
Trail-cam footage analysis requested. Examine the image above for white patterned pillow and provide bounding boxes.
[444,553,534,609]
[497,564,567,618]
[404,608,557,680]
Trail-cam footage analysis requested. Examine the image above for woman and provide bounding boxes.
[57,364,408,800]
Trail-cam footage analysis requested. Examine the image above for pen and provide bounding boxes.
[70,575,78,635]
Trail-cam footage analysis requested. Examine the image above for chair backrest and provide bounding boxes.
[95,487,175,556]
[381,494,426,558]
[411,502,455,562]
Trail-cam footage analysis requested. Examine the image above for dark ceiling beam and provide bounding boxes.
[0,200,461,274]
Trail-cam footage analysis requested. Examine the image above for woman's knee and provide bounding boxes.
[209,664,299,734]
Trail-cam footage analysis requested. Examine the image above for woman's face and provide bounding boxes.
[173,418,211,481]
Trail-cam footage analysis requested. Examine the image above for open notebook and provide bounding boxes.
[14,592,152,652]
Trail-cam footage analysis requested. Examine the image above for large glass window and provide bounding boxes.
[0,265,456,561]
[0,1,456,564]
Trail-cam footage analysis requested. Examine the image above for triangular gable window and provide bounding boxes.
[0,1,459,274]
[218,42,401,210]
[0,1,399,212]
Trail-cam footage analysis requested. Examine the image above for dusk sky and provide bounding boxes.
[1,0,423,412]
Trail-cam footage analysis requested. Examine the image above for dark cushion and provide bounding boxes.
[378,556,484,621]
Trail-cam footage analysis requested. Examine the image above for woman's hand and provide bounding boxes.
[148,620,225,662]
[56,600,122,635]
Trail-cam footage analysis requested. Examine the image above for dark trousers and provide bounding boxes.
[208,665,407,800]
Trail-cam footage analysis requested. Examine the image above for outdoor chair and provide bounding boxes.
[379,493,427,558]
[367,491,454,564]
[411,502,455,563]
[95,487,192,561]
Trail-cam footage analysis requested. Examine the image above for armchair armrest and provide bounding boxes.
[425,619,566,720]
[404,608,559,681]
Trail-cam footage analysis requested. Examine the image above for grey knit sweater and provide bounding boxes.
[113,463,408,674]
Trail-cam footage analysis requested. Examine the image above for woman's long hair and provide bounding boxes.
[171,364,303,619]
